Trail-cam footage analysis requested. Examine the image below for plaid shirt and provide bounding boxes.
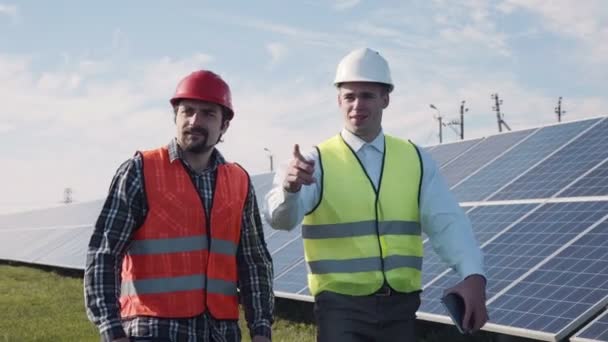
[84,140,274,342]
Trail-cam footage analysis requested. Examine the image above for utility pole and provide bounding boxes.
[429,104,443,144]
[446,100,468,140]
[459,100,467,140]
[555,96,566,122]
[491,93,511,132]
[263,148,274,172]
[63,187,73,204]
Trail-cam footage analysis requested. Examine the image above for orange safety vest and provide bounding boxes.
[119,146,249,319]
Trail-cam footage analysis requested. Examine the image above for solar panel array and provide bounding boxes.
[572,309,608,342]
[0,200,102,269]
[1,116,608,341]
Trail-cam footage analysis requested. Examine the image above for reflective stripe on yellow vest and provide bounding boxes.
[302,134,423,296]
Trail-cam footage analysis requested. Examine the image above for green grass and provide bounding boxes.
[0,264,98,341]
[0,264,509,342]
[0,264,315,342]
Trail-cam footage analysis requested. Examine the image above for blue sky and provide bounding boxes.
[1,0,607,213]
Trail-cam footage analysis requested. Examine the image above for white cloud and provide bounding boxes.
[0,122,15,133]
[0,54,30,79]
[333,0,361,11]
[362,3,511,57]
[229,16,350,48]
[0,53,218,143]
[111,28,129,52]
[36,72,82,92]
[440,25,510,56]
[137,54,215,98]
[0,4,17,20]
[266,42,288,67]
[78,59,112,75]
[193,10,355,51]
[0,52,334,214]
[350,22,402,38]
[502,0,602,38]
[436,1,511,56]
[501,0,608,62]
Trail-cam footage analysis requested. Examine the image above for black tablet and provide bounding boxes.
[441,292,467,334]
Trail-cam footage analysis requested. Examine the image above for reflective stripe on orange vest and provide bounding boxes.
[119,146,248,319]
[128,236,238,256]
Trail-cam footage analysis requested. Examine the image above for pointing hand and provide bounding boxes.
[283,144,316,193]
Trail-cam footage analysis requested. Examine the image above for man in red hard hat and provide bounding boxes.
[85,70,274,342]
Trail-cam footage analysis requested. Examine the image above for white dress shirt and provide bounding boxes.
[264,128,485,279]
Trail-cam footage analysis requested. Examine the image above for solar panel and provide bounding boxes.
[41,227,93,269]
[452,118,601,202]
[420,203,539,314]
[270,235,305,276]
[421,204,535,287]
[490,118,608,201]
[0,200,102,230]
[0,225,92,268]
[265,225,301,254]
[419,201,608,317]
[441,129,536,187]
[427,138,483,166]
[487,217,608,340]
[250,173,277,239]
[559,159,608,198]
[274,259,310,295]
[250,172,274,190]
[571,309,608,342]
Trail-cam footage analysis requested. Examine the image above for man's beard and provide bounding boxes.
[183,127,214,154]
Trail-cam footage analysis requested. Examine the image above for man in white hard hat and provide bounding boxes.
[265,48,488,341]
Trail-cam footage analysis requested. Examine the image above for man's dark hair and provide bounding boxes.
[172,101,231,126]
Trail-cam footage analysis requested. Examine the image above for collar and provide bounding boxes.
[340,128,385,153]
[167,138,225,171]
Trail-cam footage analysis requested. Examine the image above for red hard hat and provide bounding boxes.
[170,70,234,119]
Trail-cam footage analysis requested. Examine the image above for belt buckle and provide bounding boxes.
[376,285,392,296]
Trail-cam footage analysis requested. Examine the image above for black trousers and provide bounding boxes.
[314,289,421,342]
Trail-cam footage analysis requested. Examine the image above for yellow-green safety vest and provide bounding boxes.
[302,134,423,296]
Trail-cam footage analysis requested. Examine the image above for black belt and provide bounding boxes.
[374,284,395,296]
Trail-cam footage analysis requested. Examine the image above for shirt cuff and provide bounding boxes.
[282,188,300,201]
[99,320,127,342]
[458,259,486,280]
[251,321,272,339]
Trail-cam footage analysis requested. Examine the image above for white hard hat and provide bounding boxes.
[333,48,394,92]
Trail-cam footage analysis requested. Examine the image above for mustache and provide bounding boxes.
[185,127,209,135]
